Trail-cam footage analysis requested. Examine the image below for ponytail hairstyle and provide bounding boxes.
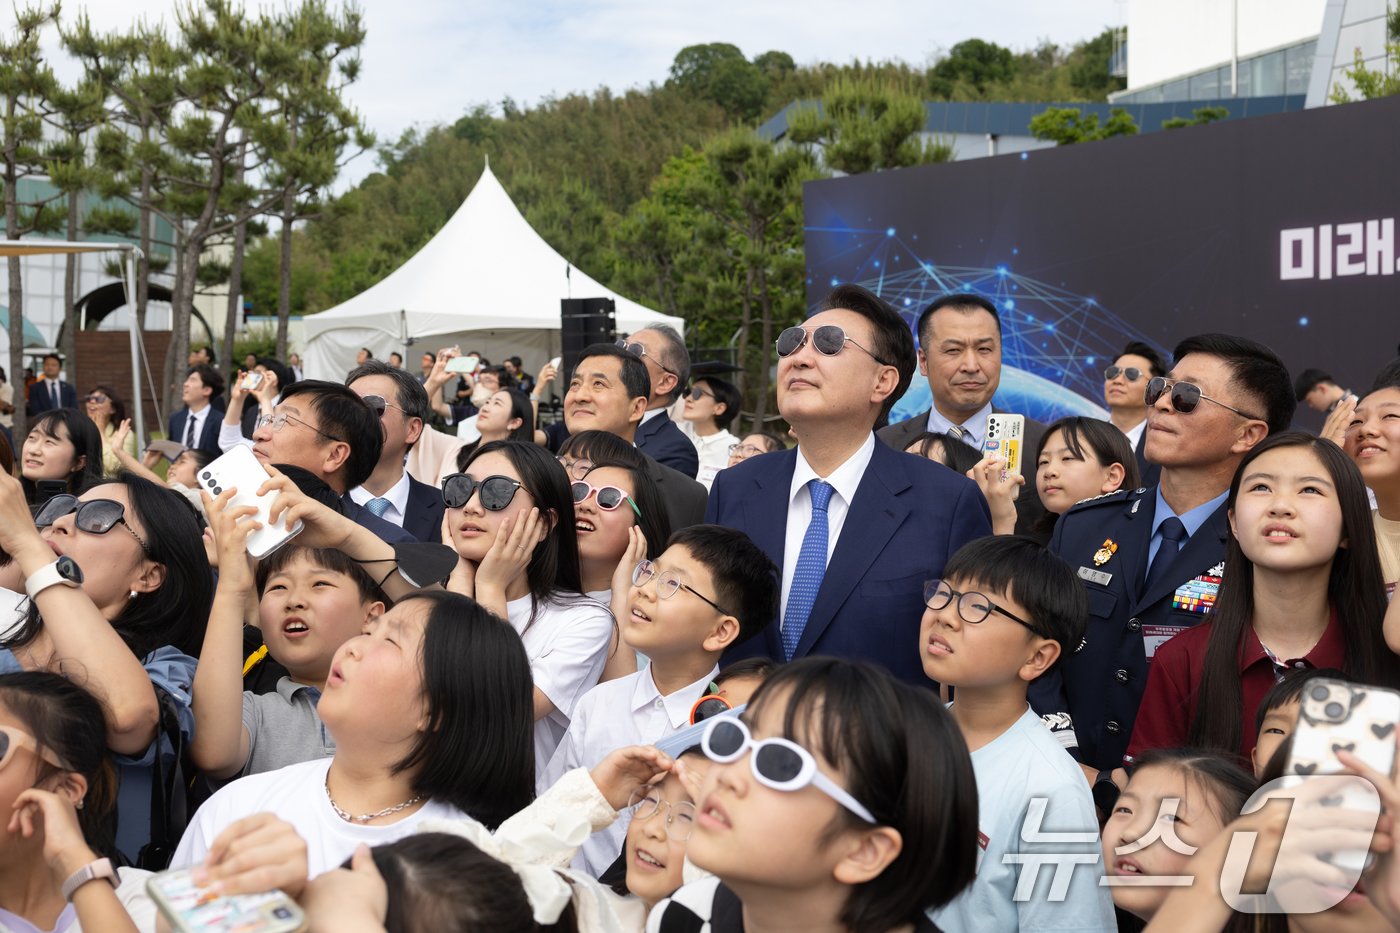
[1187,432,1398,755]
[0,671,119,858]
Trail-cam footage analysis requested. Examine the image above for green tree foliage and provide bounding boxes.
[1161,105,1229,130]
[1331,6,1400,101]
[787,74,953,173]
[668,43,769,120]
[1028,105,1139,144]
[929,39,1016,98]
[1069,28,1127,98]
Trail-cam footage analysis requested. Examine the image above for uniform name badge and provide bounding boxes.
[1142,624,1183,661]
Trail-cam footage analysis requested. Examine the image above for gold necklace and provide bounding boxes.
[324,774,423,824]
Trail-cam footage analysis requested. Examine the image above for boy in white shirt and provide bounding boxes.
[542,525,777,876]
[921,536,1116,932]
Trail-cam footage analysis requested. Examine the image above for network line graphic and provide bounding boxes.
[806,224,1168,425]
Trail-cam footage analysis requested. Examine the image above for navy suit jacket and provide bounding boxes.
[401,475,447,544]
[636,411,699,479]
[1133,428,1161,489]
[341,497,417,544]
[706,439,993,685]
[27,379,77,415]
[168,407,223,458]
[1029,485,1229,769]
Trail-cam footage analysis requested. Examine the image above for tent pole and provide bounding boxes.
[125,247,145,445]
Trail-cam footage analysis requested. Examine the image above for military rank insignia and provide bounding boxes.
[1172,567,1224,615]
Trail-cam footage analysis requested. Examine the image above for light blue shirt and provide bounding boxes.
[1144,486,1228,580]
[925,401,993,449]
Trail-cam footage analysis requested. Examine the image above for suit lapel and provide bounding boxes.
[794,445,911,658]
[1138,501,1230,609]
[741,451,796,659]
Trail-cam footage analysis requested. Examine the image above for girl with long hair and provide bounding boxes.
[19,410,103,506]
[1128,432,1398,764]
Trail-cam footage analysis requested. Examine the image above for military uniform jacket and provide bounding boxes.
[1029,485,1230,770]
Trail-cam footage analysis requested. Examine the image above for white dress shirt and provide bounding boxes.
[925,401,993,449]
[780,433,876,623]
[1122,418,1146,451]
[182,404,211,448]
[348,469,411,527]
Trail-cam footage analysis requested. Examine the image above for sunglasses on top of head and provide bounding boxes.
[615,339,677,376]
[1144,376,1265,422]
[775,325,891,366]
[571,481,641,518]
[34,494,153,557]
[441,473,525,511]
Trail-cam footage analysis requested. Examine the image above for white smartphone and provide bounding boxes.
[446,354,480,374]
[199,446,304,560]
[548,356,561,371]
[984,413,1026,479]
[241,372,263,391]
[147,868,305,933]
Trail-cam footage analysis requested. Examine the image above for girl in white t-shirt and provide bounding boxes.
[170,591,537,879]
[443,440,615,772]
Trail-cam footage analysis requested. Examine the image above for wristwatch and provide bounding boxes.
[25,556,84,600]
[61,857,117,901]
[1092,769,1121,812]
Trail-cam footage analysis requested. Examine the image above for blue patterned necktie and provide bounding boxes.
[365,496,392,518]
[782,480,835,661]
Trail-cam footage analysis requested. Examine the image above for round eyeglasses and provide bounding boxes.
[254,411,344,443]
[556,456,593,482]
[571,481,641,517]
[627,789,696,841]
[922,580,1043,636]
[775,325,890,366]
[728,443,768,460]
[631,559,730,616]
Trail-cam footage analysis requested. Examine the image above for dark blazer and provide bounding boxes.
[1029,485,1230,770]
[168,407,223,458]
[707,439,994,685]
[401,475,447,544]
[1133,428,1161,489]
[636,411,699,479]
[27,379,77,415]
[877,406,1049,537]
[644,451,707,531]
[341,497,417,544]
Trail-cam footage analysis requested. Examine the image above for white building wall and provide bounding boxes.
[1127,0,1329,89]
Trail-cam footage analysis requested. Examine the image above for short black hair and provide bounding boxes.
[1035,416,1142,490]
[189,363,225,399]
[1368,358,1400,395]
[1293,367,1335,402]
[1253,666,1348,733]
[1117,341,1167,378]
[42,352,61,365]
[714,656,775,687]
[573,343,651,403]
[255,544,388,608]
[1172,333,1295,434]
[278,379,383,489]
[941,535,1088,659]
[695,376,742,430]
[558,429,646,468]
[254,356,294,392]
[346,358,432,427]
[905,431,983,474]
[817,284,916,422]
[359,347,373,358]
[666,525,778,644]
[916,292,1002,346]
[745,659,979,927]
[742,430,786,454]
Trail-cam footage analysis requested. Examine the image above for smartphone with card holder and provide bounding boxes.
[199,446,303,560]
[1284,677,1399,873]
[984,413,1025,481]
[148,868,305,933]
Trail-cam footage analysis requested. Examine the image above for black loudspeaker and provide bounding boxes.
[560,297,616,380]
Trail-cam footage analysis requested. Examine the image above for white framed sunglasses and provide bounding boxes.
[700,717,876,823]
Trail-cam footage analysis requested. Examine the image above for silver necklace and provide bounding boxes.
[324,774,423,824]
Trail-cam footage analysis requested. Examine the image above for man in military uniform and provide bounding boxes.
[1030,333,1294,782]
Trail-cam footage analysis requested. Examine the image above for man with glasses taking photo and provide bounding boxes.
[616,326,701,479]
[1032,333,1293,789]
[345,361,445,543]
[707,284,992,685]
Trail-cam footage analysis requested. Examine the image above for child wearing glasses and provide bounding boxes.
[919,535,1116,931]
[651,657,978,933]
[443,440,614,776]
[541,524,777,877]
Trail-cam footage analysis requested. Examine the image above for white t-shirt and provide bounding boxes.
[541,664,717,876]
[505,591,614,778]
[929,706,1116,933]
[169,757,469,879]
[682,426,738,491]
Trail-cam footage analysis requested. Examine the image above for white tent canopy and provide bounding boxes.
[303,163,683,380]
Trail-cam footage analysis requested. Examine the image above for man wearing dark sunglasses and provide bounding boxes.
[1031,333,1294,777]
[706,284,993,686]
[1102,341,1169,488]
[345,361,445,543]
[616,326,700,479]
[876,293,1049,536]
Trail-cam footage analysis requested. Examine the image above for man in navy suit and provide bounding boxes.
[1102,341,1168,490]
[1031,334,1294,777]
[620,325,700,479]
[876,293,1047,536]
[26,353,77,415]
[168,364,226,458]
[345,361,445,543]
[708,284,992,685]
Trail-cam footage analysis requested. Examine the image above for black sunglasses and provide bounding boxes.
[441,473,525,511]
[361,395,406,418]
[775,325,890,366]
[34,494,152,556]
[615,339,677,376]
[686,385,714,401]
[1103,366,1144,382]
[1145,376,1264,421]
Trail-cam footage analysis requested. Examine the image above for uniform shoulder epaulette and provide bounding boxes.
[1065,487,1143,512]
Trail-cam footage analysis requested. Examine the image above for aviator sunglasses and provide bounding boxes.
[1144,376,1264,421]
[1102,366,1144,382]
[774,325,891,366]
[700,717,876,823]
[441,473,525,511]
[34,494,153,556]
